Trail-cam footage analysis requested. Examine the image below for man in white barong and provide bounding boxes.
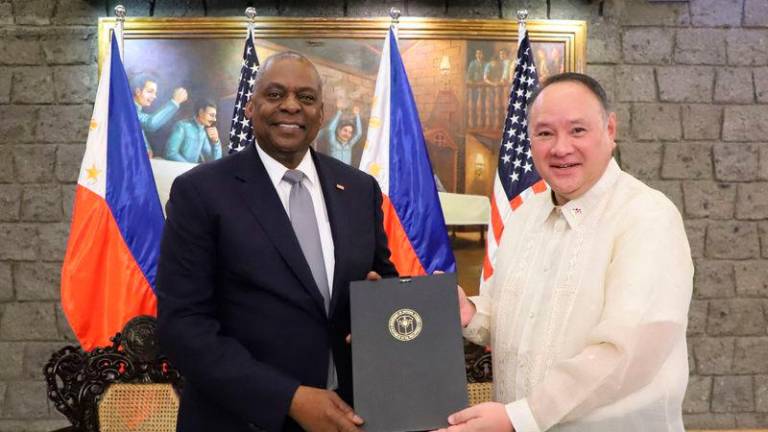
[442,73,693,432]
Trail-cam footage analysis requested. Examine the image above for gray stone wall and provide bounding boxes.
[0,0,765,430]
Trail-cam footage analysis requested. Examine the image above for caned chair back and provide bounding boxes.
[467,382,494,406]
[465,342,494,406]
[97,383,179,432]
[44,316,183,432]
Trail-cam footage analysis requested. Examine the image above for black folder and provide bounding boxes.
[350,273,468,432]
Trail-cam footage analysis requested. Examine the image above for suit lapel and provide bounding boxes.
[233,145,326,317]
[313,151,349,317]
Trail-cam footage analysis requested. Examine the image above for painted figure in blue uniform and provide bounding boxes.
[164,99,222,163]
[130,73,188,157]
[499,48,512,84]
[466,49,485,83]
[466,49,486,127]
[484,51,505,120]
[327,101,362,165]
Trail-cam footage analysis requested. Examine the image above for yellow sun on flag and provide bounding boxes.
[368,162,382,177]
[368,117,381,129]
[85,164,101,182]
[89,119,98,130]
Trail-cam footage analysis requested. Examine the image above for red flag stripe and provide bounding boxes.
[489,192,504,244]
[381,194,427,277]
[482,249,495,281]
[61,186,157,350]
[533,179,548,194]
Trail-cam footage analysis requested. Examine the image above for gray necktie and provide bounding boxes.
[283,169,331,311]
[283,169,337,389]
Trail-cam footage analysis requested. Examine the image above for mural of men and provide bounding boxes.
[164,99,223,163]
[130,73,188,157]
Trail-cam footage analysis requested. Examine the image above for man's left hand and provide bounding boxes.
[434,402,514,432]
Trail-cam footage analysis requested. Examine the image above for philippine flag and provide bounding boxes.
[359,28,456,276]
[60,34,165,350]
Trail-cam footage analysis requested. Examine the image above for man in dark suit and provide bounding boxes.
[157,52,397,432]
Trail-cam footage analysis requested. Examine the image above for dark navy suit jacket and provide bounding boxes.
[157,144,396,432]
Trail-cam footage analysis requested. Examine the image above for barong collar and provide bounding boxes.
[540,158,621,230]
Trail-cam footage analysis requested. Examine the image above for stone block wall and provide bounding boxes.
[0,0,765,430]
[604,2,768,428]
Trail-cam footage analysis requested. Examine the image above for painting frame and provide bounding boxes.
[97,15,585,184]
[98,16,587,70]
[97,16,586,292]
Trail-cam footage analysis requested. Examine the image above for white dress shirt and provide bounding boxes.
[464,159,693,432]
[256,144,335,295]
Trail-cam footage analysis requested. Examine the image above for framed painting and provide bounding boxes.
[97,16,587,293]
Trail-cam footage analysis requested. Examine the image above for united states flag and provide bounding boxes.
[228,29,260,153]
[480,32,548,290]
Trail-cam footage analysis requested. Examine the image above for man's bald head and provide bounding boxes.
[253,51,323,98]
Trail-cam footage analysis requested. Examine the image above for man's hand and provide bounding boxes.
[352,105,361,115]
[434,402,513,432]
[457,285,475,327]
[289,386,363,432]
[433,271,475,327]
[206,126,219,143]
[172,87,188,104]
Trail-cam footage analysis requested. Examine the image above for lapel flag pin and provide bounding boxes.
[336,184,345,190]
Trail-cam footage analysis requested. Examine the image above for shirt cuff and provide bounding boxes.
[462,312,485,338]
[505,399,541,432]
[462,296,491,343]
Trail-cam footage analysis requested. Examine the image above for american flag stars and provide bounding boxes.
[497,38,541,200]
[228,30,260,154]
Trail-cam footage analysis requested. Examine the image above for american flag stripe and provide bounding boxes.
[484,175,508,280]
[482,249,495,279]
[480,31,547,292]
[490,185,505,242]
[484,179,547,284]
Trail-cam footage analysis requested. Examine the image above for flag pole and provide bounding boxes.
[389,7,400,38]
[517,9,528,48]
[114,4,126,59]
[245,6,256,42]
